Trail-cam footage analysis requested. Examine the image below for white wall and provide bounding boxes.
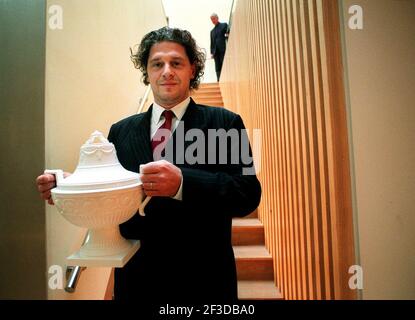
[162,0,233,83]
[341,0,415,299]
[45,0,166,299]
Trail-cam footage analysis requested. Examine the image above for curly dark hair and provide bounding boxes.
[130,27,206,90]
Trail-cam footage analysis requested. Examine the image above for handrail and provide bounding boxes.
[228,0,237,30]
[136,85,152,114]
[65,266,85,293]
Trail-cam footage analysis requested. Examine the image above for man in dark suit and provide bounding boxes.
[210,13,229,81]
[37,27,261,303]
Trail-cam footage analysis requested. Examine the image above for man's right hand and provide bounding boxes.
[36,172,71,205]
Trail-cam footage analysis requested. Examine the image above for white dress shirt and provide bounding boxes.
[150,97,190,201]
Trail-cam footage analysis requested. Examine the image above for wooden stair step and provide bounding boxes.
[238,280,283,300]
[232,218,265,246]
[234,245,274,280]
[194,101,224,106]
[192,94,222,99]
[194,85,221,90]
[194,102,224,107]
[193,98,223,102]
[195,91,220,95]
[192,93,223,99]
[195,87,221,93]
[245,209,258,219]
[232,218,263,227]
[193,88,221,92]
[192,82,224,107]
[234,245,272,259]
[199,83,220,88]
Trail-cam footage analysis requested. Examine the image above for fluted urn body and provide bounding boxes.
[47,131,148,267]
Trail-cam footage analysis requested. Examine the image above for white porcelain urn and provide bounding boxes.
[46,131,150,267]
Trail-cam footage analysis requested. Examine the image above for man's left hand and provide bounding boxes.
[140,160,182,197]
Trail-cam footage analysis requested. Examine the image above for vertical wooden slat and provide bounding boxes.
[292,0,309,300]
[316,0,335,300]
[304,0,324,299]
[266,0,278,290]
[270,0,284,294]
[287,0,303,300]
[298,0,318,300]
[270,0,278,284]
[282,0,295,300]
[261,0,271,258]
[310,0,325,298]
[320,0,356,300]
[281,0,297,300]
[261,0,270,254]
[286,0,301,300]
[275,0,289,298]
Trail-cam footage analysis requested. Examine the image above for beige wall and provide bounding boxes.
[45,0,166,299]
[341,0,415,299]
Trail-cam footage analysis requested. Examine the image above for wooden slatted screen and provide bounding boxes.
[220,0,356,300]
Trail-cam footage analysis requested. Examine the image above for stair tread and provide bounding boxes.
[233,245,272,259]
[195,103,224,105]
[192,90,221,94]
[193,97,223,103]
[232,218,263,227]
[192,96,223,102]
[192,90,222,94]
[192,82,224,107]
[199,82,220,87]
[192,97,223,100]
[196,103,224,107]
[238,280,283,300]
[192,93,222,97]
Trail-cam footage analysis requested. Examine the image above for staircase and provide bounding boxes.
[191,83,224,107]
[194,82,282,300]
[233,209,283,300]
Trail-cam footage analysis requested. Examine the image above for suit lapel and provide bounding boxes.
[129,105,153,165]
[181,98,205,130]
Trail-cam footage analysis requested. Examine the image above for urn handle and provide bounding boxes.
[44,169,65,186]
[138,195,151,216]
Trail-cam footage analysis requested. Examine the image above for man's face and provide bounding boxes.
[210,16,219,25]
[147,41,196,109]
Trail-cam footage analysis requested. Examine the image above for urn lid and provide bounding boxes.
[53,131,141,194]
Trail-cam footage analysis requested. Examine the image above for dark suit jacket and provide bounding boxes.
[210,22,229,56]
[108,99,261,302]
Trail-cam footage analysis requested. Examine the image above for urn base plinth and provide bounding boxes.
[66,239,140,268]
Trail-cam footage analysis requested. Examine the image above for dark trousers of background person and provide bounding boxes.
[214,49,226,82]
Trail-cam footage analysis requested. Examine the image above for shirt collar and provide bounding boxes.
[152,97,191,125]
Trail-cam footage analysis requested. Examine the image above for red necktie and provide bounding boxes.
[151,110,174,159]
